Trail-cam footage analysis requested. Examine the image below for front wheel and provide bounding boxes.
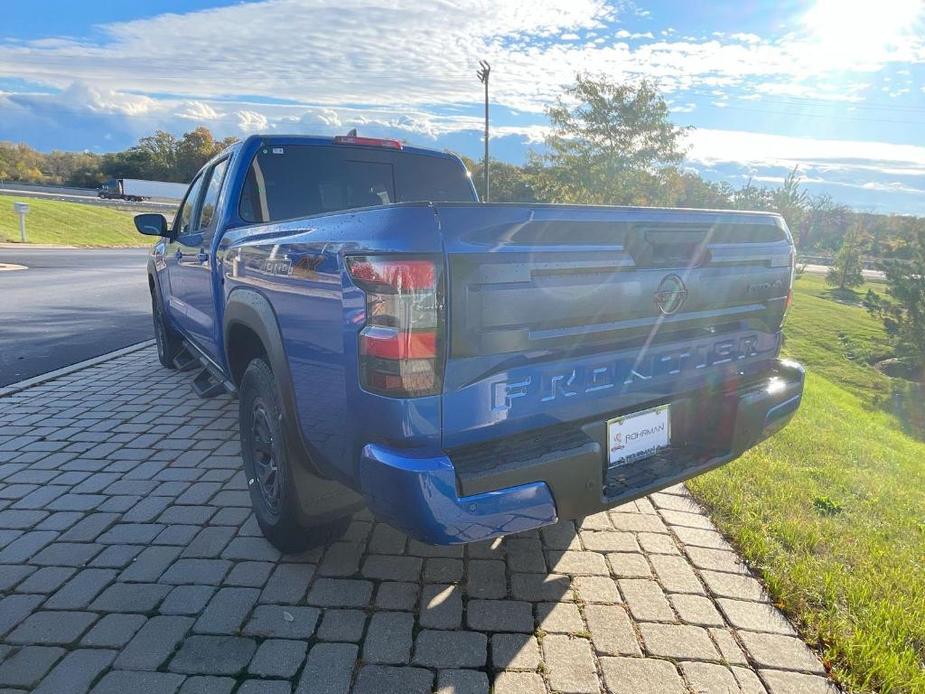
[152,290,182,368]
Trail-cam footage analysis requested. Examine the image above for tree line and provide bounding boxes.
[0,126,238,188]
[1,81,919,262]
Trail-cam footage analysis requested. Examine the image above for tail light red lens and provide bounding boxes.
[347,256,443,397]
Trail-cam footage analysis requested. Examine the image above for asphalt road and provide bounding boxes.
[0,247,152,386]
[801,263,885,281]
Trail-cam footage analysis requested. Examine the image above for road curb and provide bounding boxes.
[0,340,156,398]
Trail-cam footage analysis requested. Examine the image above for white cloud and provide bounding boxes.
[175,101,223,121]
[235,110,270,133]
[55,82,156,116]
[615,29,653,39]
[0,0,921,119]
[688,128,925,179]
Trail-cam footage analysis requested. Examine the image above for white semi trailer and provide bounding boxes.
[98,178,188,202]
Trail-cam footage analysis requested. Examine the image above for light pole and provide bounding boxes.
[477,60,491,202]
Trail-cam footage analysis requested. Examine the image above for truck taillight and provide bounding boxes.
[347,256,443,397]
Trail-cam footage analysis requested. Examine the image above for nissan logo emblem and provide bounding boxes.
[654,274,688,315]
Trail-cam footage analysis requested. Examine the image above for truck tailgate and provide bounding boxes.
[434,203,793,449]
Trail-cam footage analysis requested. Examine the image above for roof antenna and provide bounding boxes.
[346,128,357,137]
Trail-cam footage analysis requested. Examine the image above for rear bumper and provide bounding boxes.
[358,445,557,545]
[359,358,804,544]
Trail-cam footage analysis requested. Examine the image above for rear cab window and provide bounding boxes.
[239,144,474,223]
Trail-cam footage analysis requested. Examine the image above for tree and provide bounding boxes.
[771,166,809,242]
[175,127,239,181]
[0,142,44,182]
[801,193,850,253]
[826,223,865,290]
[133,130,180,180]
[462,156,539,202]
[864,221,925,375]
[101,127,239,183]
[531,75,689,205]
[42,150,104,187]
[662,169,734,210]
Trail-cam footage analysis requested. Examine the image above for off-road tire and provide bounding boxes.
[239,357,348,553]
[152,289,182,369]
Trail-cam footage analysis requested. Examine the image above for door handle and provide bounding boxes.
[197,251,209,263]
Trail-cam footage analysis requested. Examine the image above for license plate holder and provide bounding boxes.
[607,405,670,466]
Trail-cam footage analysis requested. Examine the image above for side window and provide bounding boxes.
[175,174,205,236]
[199,158,229,231]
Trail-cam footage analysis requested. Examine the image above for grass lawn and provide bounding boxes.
[0,194,146,247]
[688,273,925,693]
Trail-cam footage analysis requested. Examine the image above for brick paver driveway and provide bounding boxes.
[0,347,836,693]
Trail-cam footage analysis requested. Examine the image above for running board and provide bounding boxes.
[192,367,228,398]
[179,340,237,399]
[172,347,200,372]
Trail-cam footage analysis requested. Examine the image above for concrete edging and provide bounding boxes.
[0,339,156,398]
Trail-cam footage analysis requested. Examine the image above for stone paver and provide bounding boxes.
[542,634,599,693]
[0,347,832,693]
[248,638,307,678]
[639,622,720,661]
[437,668,489,694]
[740,631,827,673]
[493,671,547,694]
[491,633,541,670]
[297,642,357,694]
[600,656,686,694]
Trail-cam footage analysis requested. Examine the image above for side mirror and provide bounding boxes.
[134,213,169,237]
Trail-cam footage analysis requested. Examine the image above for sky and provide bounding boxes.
[1,0,924,214]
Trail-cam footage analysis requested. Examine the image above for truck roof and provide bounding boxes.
[236,133,457,160]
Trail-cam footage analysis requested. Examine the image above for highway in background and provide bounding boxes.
[0,182,177,208]
[801,263,885,281]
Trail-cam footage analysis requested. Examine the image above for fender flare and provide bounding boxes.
[223,288,364,522]
[146,256,159,299]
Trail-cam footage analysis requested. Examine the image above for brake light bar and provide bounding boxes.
[347,256,443,397]
[333,135,403,150]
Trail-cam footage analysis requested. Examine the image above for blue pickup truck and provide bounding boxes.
[136,133,804,550]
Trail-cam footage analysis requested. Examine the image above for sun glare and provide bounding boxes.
[802,0,924,64]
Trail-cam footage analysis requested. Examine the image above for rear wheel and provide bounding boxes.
[239,357,348,553]
[152,290,181,369]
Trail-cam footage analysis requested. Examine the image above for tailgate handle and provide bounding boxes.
[645,229,709,245]
[626,228,712,268]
